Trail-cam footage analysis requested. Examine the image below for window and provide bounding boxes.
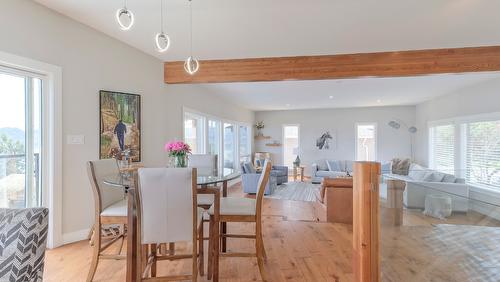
[429,124,455,174]
[239,125,251,163]
[223,123,235,169]
[207,119,220,157]
[464,120,500,190]
[356,123,377,161]
[283,125,299,167]
[183,113,205,154]
[0,71,43,208]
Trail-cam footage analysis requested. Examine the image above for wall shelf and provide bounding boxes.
[255,135,271,140]
[265,143,282,147]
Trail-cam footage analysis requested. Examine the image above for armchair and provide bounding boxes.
[241,161,277,194]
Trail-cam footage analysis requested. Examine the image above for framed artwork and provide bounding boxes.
[316,130,336,150]
[99,90,141,162]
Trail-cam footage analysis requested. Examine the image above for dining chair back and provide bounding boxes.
[137,167,197,244]
[189,154,218,176]
[88,159,124,212]
[135,167,202,280]
[256,160,272,218]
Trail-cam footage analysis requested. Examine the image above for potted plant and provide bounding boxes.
[255,121,265,136]
[164,141,191,167]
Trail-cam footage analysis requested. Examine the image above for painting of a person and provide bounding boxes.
[114,120,127,151]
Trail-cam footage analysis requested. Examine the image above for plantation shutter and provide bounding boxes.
[430,124,455,174]
[465,120,500,190]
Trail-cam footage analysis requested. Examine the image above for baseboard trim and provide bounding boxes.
[62,228,90,245]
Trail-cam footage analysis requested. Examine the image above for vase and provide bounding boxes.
[175,155,188,168]
[293,155,301,167]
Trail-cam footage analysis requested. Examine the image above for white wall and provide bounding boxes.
[414,77,500,166]
[0,0,253,243]
[255,106,415,175]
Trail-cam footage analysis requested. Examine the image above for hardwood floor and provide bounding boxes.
[44,183,354,282]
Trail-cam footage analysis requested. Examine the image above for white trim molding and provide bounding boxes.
[0,51,63,249]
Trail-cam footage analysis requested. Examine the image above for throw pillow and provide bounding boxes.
[392,158,411,175]
[442,174,457,183]
[423,171,445,182]
[243,162,256,174]
[326,160,341,172]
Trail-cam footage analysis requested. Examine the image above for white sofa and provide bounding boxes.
[384,163,469,212]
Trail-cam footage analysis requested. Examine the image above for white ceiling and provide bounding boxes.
[199,73,500,111]
[35,0,500,61]
[33,1,500,111]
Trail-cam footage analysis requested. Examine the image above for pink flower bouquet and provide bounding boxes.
[164,141,191,167]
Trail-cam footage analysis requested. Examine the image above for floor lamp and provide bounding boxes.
[388,120,418,160]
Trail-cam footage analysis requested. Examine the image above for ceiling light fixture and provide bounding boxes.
[155,0,171,52]
[184,0,199,75]
[116,0,134,31]
[329,95,334,99]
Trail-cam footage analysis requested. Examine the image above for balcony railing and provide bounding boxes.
[0,153,40,208]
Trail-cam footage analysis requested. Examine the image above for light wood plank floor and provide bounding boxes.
[44,183,354,282]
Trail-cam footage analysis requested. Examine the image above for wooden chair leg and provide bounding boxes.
[213,220,220,282]
[207,216,214,279]
[259,231,267,261]
[221,222,227,252]
[168,242,175,255]
[256,222,265,280]
[86,222,101,282]
[151,243,157,277]
[88,224,95,244]
[198,220,204,276]
[141,244,149,274]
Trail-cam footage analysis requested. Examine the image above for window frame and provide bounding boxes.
[282,124,300,168]
[355,122,378,161]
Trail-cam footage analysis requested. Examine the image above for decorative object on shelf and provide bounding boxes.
[254,135,271,140]
[184,0,199,75]
[316,131,334,150]
[155,0,171,53]
[165,141,191,167]
[100,90,141,162]
[254,121,265,136]
[388,119,418,160]
[293,147,301,167]
[116,0,134,31]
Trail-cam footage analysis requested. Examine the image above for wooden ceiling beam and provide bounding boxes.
[164,46,500,84]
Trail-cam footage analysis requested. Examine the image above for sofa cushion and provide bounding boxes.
[442,174,457,183]
[316,160,329,171]
[423,171,445,182]
[408,164,428,181]
[392,158,411,175]
[243,162,256,174]
[316,170,347,178]
[326,160,342,172]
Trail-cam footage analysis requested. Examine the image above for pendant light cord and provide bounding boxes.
[189,0,193,57]
[160,0,164,33]
[124,0,127,9]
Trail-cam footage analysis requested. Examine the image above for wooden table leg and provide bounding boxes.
[126,188,137,282]
[221,181,227,253]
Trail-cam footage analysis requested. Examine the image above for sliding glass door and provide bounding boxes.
[0,70,42,208]
[223,123,235,170]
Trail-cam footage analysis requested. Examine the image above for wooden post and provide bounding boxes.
[381,180,406,227]
[353,162,381,282]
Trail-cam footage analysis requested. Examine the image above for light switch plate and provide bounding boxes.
[67,135,85,145]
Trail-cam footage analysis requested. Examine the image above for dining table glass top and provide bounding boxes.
[103,167,241,187]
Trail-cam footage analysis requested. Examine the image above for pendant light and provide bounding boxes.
[155,0,171,52]
[184,0,199,75]
[116,0,135,31]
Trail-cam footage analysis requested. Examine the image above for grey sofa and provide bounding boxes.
[311,160,354,183]
[0,208,49,282]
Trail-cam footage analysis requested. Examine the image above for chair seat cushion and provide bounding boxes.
[208,197,256,216]
[197,194,214,206]
[101,199,127,217]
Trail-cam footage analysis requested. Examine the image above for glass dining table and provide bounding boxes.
[102,168,240,282]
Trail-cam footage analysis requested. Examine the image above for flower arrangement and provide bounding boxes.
[254,121,265,130]
[164,141,191,167]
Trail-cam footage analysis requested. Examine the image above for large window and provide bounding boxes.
[182,108,251,172]
[0,70,43,208]
[429,115,500,191]
[283,125,299,168]
[464,120,500,190]
[184,113,205,154]
[429,124,455,174]
[239,125,251,163]
[356,123,377,161]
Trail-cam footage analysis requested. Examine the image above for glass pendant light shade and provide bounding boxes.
[155,32,171,52]
[116,7,134,30]
[184,56,199,75]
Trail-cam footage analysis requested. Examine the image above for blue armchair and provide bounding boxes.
[241,162,278,195]
[254,159,289,185]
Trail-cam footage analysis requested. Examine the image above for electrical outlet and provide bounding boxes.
[67,135,85,145]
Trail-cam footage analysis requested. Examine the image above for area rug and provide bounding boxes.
[266,181,321,202]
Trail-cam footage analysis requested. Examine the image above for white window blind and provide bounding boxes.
[430,124,455,174]
[465,120,500,190]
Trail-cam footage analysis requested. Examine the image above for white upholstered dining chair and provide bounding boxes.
[135,167,204,280]
[188,154,218,208]
[87,159,127,282]
[208,160,272,281]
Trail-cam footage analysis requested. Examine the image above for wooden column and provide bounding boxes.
[353,162,381,282]
[381,180,406,227]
